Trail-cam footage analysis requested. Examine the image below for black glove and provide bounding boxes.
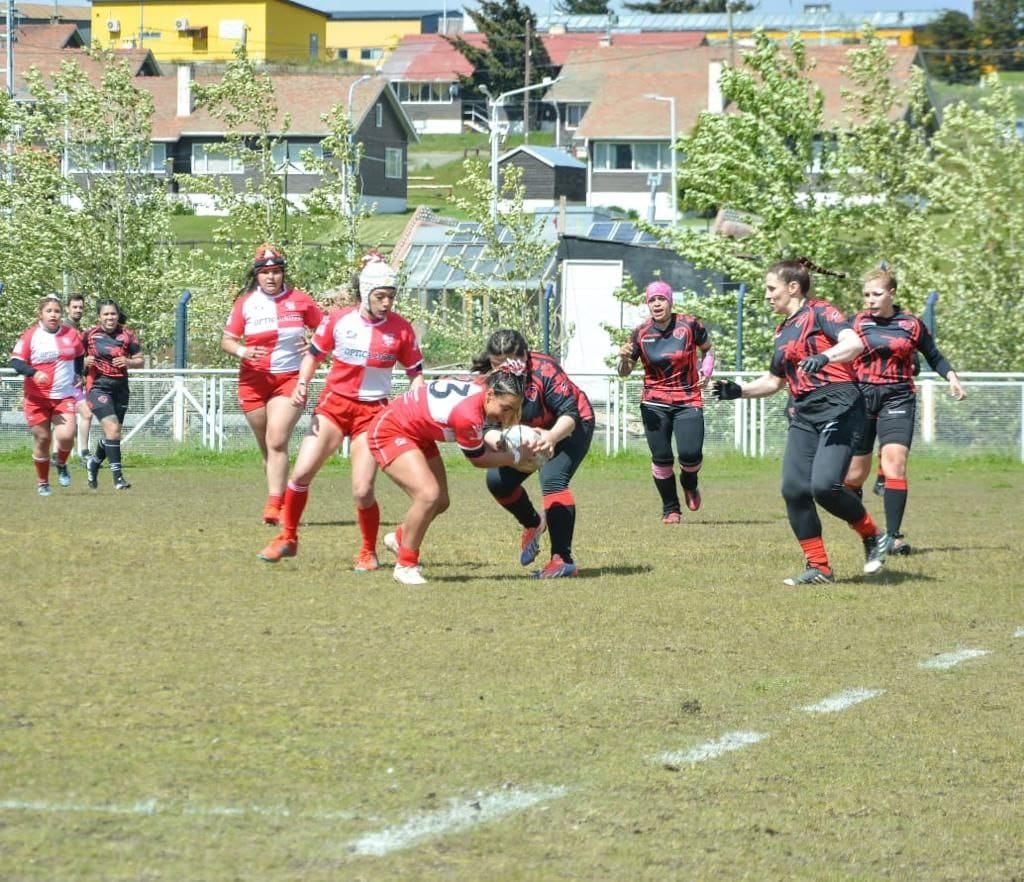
[799,353,830,373]
[711,379,742,401]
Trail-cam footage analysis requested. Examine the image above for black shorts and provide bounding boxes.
[856,384,916,454]
[88,382,130,424]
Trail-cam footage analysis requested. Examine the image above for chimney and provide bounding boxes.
[707,60,724,114]
[176,64,194,117]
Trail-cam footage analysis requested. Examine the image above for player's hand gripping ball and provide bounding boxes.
[501,424,550,474]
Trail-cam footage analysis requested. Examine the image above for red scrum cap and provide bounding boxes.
[253,243,286,272]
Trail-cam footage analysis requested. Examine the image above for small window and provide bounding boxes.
[191,143,243,175]
[565,103,587,129]
[375,103,383,127]
[385,146,403,179]
[337,48,348,60]
[271,141,323,174]
[360,47,383,60]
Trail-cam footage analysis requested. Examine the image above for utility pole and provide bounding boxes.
[523,19,532,143]
[5,0,14,99]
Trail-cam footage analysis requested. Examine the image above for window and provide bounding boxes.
[565,103,587,128]
[336,48,348,60]
[385,147,403,179]
[66,143,167,174]
[191,143,243,175]
[593,141,670,171]
[375,103,383,127]
[360,47,383,61]
[271,141,323,174]
[395,82,453,103]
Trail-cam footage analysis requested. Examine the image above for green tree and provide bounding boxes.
[974,0,1024,70]
[0,49,183,353]
[400,160,556,367]
[446,0,553,98]
[916,78,1024,370]
[554,0,611,15]
[919,11,981,84]
[623,0,753,14]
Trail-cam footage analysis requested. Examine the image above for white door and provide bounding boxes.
[560,259,628,405]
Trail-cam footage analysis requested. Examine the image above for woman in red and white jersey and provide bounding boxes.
[220,244,323,525]
[258,255,424,569]
[367,368,529,585]
[9,295,86,496]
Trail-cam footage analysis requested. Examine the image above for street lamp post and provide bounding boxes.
[645,93,677,224]
[481,76,560,222]
[344,73,372,220]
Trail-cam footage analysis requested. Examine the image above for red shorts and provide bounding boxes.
[366,409,440,469]
[237,369,299,413]
[315,391,385,438]
[23,395,77,428]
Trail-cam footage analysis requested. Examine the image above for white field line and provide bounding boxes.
[1015,627,1024,638]
[0,797,361,822]
[919,649,991,670]
[349,785,568,857]
[656,731,767,767]
[799,688,884,714]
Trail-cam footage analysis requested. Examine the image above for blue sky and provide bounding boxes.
[310,0,972,15]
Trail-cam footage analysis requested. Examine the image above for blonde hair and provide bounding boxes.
[863,268,897,292]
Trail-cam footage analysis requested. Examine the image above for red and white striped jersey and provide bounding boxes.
[11,323,85,400]
[224,287,322,374]
[311,306,423,402]
[380,379,488,453]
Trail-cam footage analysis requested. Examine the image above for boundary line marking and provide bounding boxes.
[799,688,884,714]
[656,731,767,767]
[918,649,991,670]
[348,786,568,857]
[0,798,362,822]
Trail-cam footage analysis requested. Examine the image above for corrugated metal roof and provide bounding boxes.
[537,10,943,31]
[499,146,586,169]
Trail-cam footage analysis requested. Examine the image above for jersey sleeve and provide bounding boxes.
[914,321,953,378]
[816,303,853,343]
[224,296,246,338]
[11,327,33,361]
[304,295,324,331]
[539,361,581,422]
[627,327,642,362]
[400,326,424,376]
[309,310,338,359]
[125,329,141,357]
[691,317,710,348]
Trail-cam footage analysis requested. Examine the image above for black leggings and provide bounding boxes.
[781,403,868,541]
[486,419,594,499]
[640,402,704,469]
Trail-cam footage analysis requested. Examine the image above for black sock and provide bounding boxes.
[103,439,123,474]
[653,475,679,514]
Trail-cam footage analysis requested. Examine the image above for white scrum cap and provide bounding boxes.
[359,256,397,306]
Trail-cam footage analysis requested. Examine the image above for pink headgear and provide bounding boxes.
[645,280,673,306]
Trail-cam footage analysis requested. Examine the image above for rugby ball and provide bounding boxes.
[501,424,550,473]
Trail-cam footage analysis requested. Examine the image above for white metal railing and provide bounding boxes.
[1,369,1022,461]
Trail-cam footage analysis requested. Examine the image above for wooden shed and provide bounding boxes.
[497,145,587,207]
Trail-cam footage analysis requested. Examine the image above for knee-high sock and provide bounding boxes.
[356,502,380,552]
[652,462,678,513]
[544,489,576,563]
[94,439,107,463]
[33,456,50,483]
[494,486,541,529]
[280,480,309,540]
[103,439,123,475]
[798,537,830,573]
[883,476,908,536]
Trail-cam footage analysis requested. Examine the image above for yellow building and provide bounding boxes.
[325,10,461,66]
[91,0,329,64]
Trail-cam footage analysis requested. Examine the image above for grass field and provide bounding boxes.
[1,453,1022,880]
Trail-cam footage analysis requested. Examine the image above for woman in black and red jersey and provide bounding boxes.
[711,259,886,585]
[617,280,715,524]
[844,267,966,560]
[470,328,595,579]
[83,299,144,491]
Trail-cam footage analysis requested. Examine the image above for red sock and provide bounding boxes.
[279,483,308,539]
[56,449,70,466]
[850,512,879,539]
[798,537,831,573]
[357,503,380,553]
[33,456,49,483]
[885,476,907,491]
[397,545,420,568]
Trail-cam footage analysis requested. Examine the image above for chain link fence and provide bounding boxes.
[1,370,1021,461]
